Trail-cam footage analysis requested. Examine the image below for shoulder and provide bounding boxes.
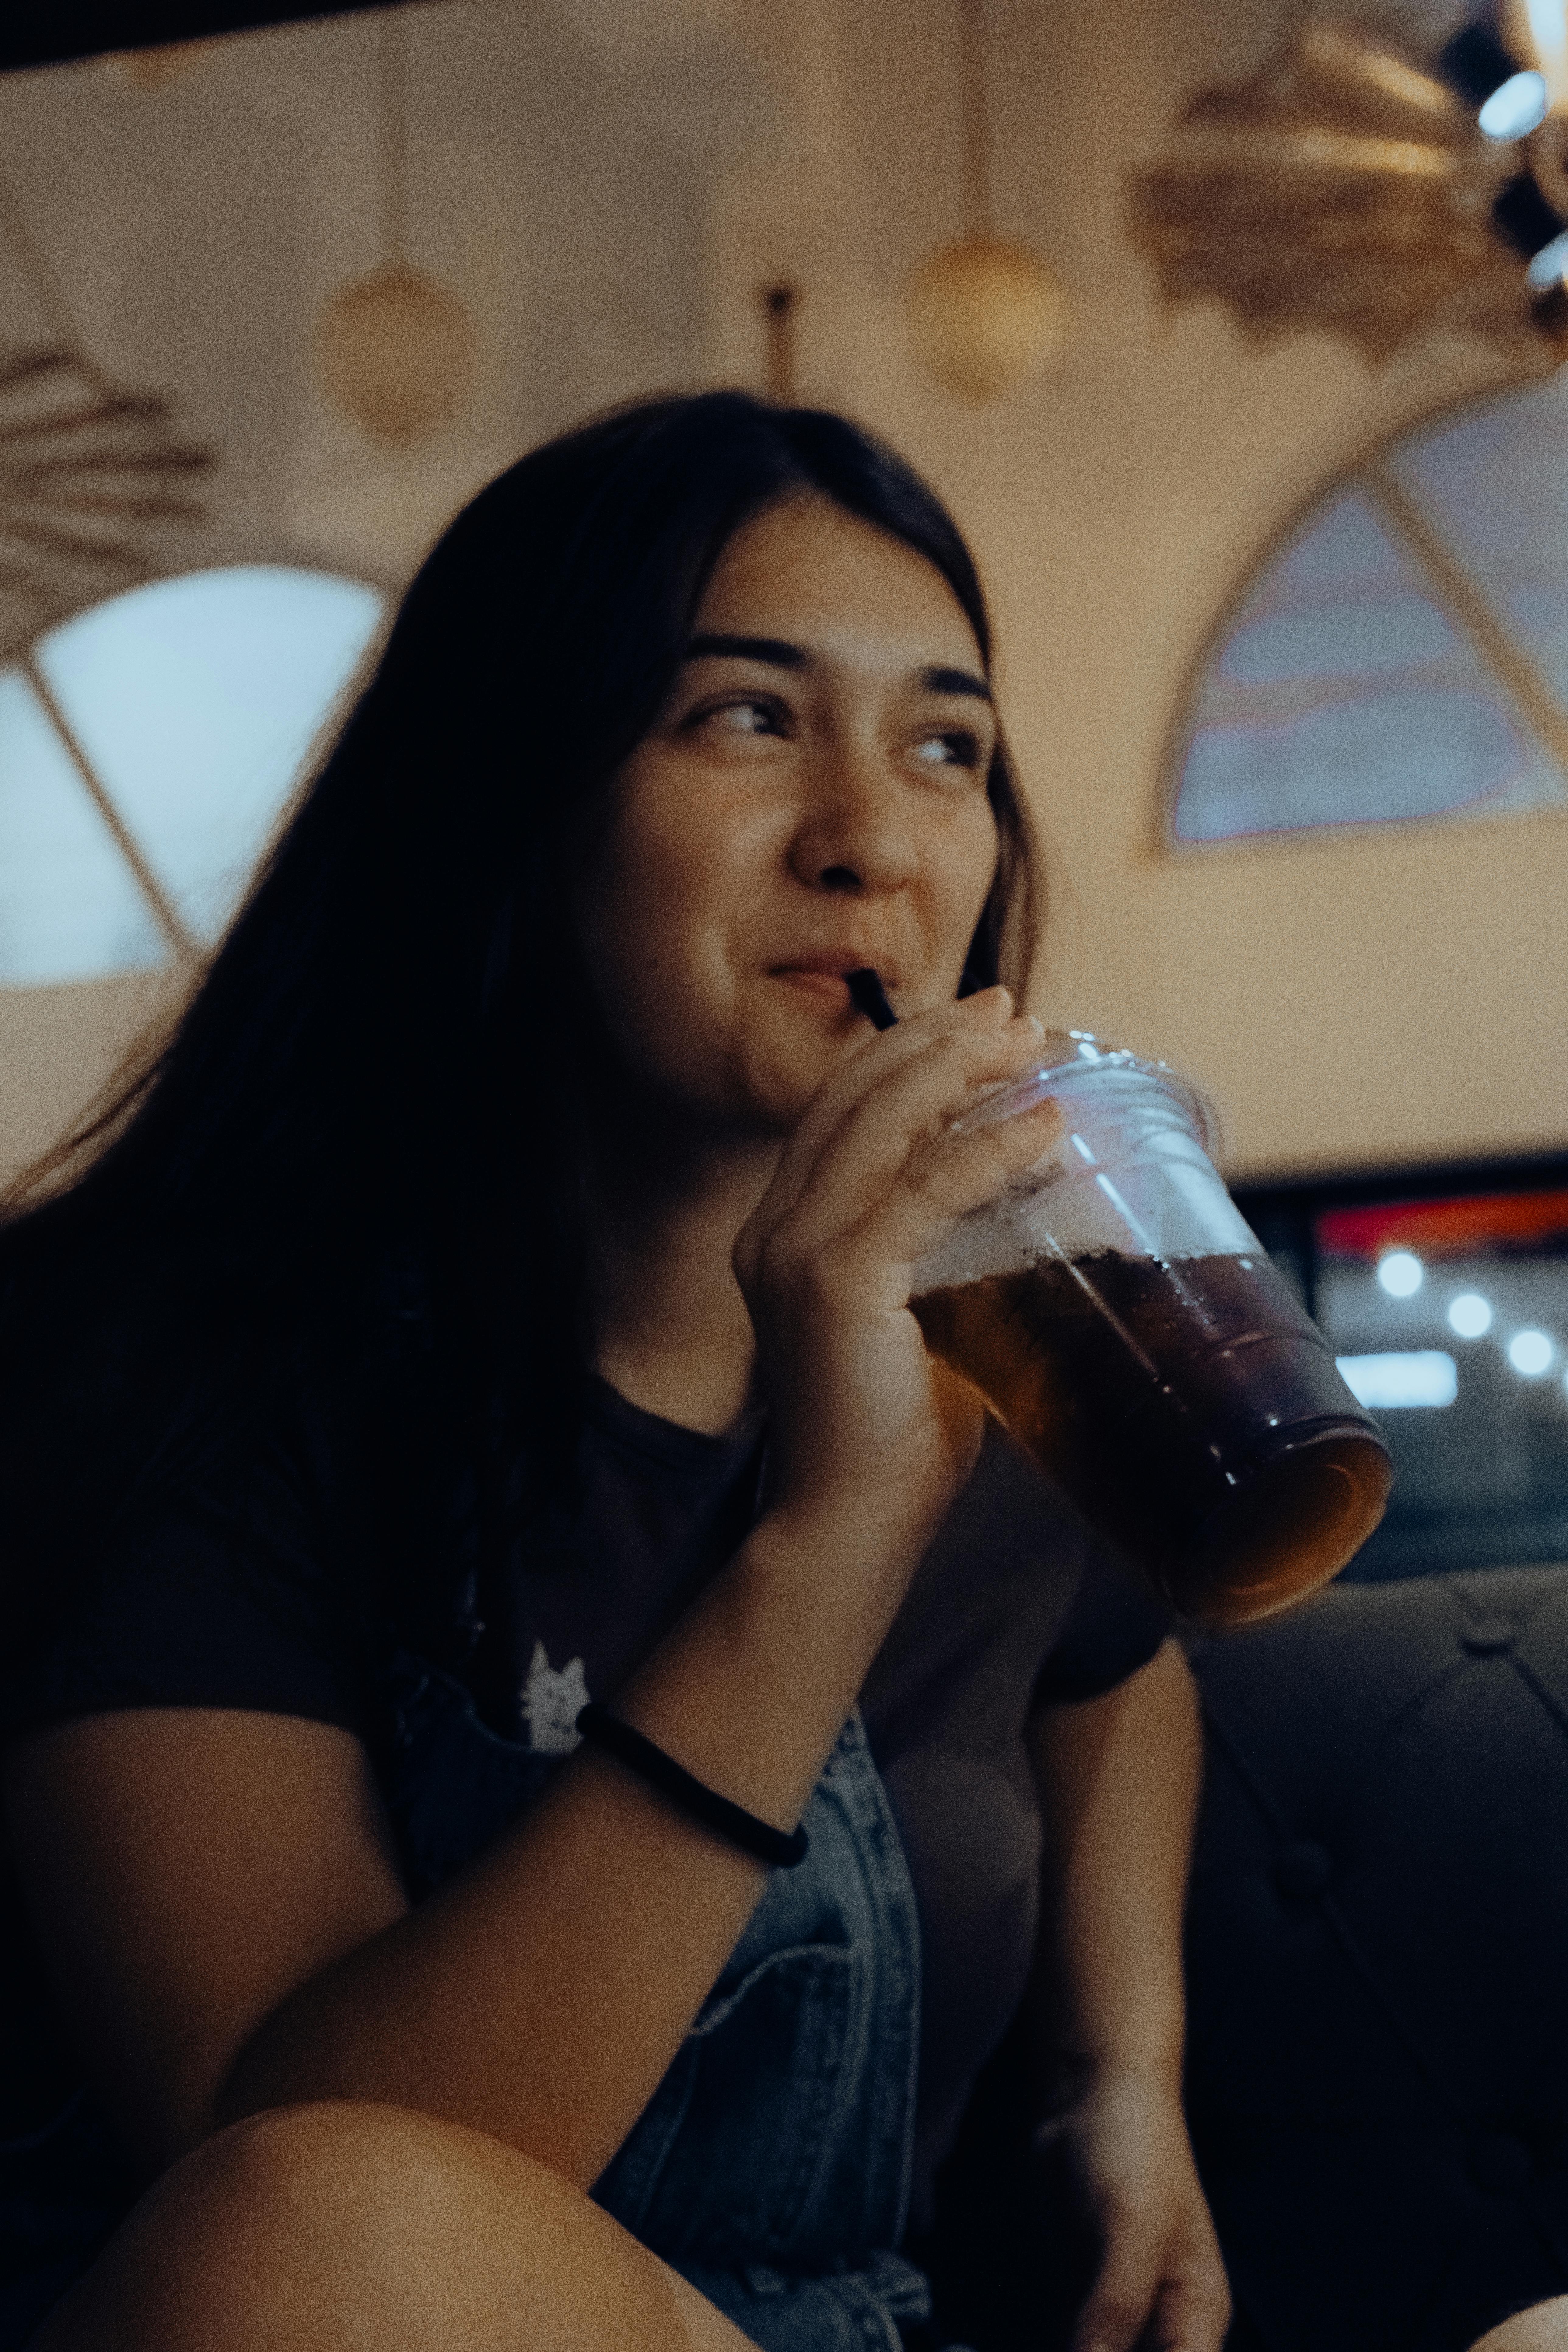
[948,1420,1177,1703]
[925,1410,1097,1595]
[0,1403,369,1748]
[864,1414,1177,1742]
[862,1415,1093,1751]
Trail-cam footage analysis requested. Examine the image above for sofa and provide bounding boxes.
[924,1566,1568,2352]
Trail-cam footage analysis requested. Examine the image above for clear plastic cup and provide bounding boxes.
[910,1032,1391,1626]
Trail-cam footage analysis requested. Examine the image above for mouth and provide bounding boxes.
[768,953,899,1013]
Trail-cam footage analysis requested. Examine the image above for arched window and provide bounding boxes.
[0,563,387,987]
[1166,377,1568,846]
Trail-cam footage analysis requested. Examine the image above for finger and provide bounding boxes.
[736,1012,1045,1302]
[1147,2213,1233,2352]
[1154,2269,1234,2352]
[784,1094,1061,1283]
[757,989,1024,1233]
[757,1049,1062,1298]
[755,993,1022,1257]
[1071,2211,1167,2352]
[752,1014,1046,1267]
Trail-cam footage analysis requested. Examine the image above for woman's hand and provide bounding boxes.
[732,985,1059,1554]
[1028,1650,1223,2352]
[1047,2061,1230,2352]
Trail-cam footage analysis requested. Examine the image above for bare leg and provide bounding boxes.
[1469,2300,1568,2351]
[31,2102,759,2352]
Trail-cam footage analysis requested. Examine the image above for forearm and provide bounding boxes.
[1026,1642,1231,2351]
[215,1501,923,2185]
[1026,1637,1202,2094]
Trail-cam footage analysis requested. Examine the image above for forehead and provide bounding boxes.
[695,494,983,668]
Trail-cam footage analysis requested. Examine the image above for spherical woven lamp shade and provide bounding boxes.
[907,236,1069,401]
[316,266,478,446]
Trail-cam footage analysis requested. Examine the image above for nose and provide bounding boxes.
[786,739,919,898]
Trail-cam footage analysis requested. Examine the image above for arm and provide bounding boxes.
[5,1501,925,2184]
[5,992,1056,2187]
[1026,1637,1231,2352]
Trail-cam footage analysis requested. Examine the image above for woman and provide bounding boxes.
[0,393,1230,2352]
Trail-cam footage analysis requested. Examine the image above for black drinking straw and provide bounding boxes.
[847,968,898,1031]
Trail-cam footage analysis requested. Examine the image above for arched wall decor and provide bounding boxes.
[1160,368,1568,854]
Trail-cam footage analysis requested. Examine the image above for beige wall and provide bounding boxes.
[789,0,1566,1178]
[2,0,1564,1187]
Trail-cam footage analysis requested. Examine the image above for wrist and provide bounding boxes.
[756,1460,954,1572]
[1051,2039,1186,2101]
[614,1506,925,1833]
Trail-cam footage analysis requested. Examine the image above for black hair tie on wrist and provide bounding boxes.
[575,1703,809,1869]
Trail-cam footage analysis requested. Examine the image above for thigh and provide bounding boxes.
[30,2102,759,2352]
[1469,2301,1568,2352]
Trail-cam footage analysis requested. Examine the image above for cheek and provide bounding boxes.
[575,777,754,1029]
[933,803,1002,945]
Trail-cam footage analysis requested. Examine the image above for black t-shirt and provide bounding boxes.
[1,1380,1170,2222]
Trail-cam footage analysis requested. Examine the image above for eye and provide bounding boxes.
[910,728,984,770]
[688,693,790,740]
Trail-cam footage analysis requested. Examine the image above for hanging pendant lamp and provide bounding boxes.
[316,9,478,447]
[907,0,1069,401]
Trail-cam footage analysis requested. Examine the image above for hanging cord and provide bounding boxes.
[958,0,991,240]
[761,283,798,401]
[1276,0,1318,51]
[380,9,408,270]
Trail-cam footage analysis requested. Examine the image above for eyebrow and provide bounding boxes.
[922,664,992,704]
[685,632,807,670]
[683,633,992,703]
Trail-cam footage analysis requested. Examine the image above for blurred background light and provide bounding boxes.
[1479,68,1550,139]
[1337,1351,1459,1408]
[1440,20,1552,133]
[1448,1291,1495,1337]
[1378,1249,1425,1298]
[1528,228,1568,288]
[1508,1328,1556,1375]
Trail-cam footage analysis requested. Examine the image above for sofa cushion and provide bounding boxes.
[1185,1566,1568,2351]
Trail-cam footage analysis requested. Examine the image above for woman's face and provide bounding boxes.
[575,493,1003,1138]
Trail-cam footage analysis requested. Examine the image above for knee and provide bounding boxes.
[39,2102,533,2350]
[189,2097,477,2239]
[1469,2298,1568,2352]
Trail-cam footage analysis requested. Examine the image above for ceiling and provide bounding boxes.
[0,0,781,582]
[2,1,387,76]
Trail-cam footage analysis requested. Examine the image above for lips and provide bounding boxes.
[769,951,899,985]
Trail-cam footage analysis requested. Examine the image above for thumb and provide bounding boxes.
[1073,2210,1163,2352]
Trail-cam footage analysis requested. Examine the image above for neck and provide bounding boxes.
[581,1096,781,1438]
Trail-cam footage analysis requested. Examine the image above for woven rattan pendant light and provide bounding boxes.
[316,9,478,447]
[907,0,1068,401]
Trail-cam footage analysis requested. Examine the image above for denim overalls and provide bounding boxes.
[383,1646,946,2351]
[1,1640,959,2352]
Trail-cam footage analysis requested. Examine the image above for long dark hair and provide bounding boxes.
[0,391,1042,1705]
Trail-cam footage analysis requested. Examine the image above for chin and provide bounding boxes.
[731,1037,856,1136]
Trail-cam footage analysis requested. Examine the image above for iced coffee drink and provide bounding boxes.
[910,1036,1391,1626]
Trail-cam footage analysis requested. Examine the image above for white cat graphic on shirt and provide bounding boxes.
[520,1640,590,1755]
